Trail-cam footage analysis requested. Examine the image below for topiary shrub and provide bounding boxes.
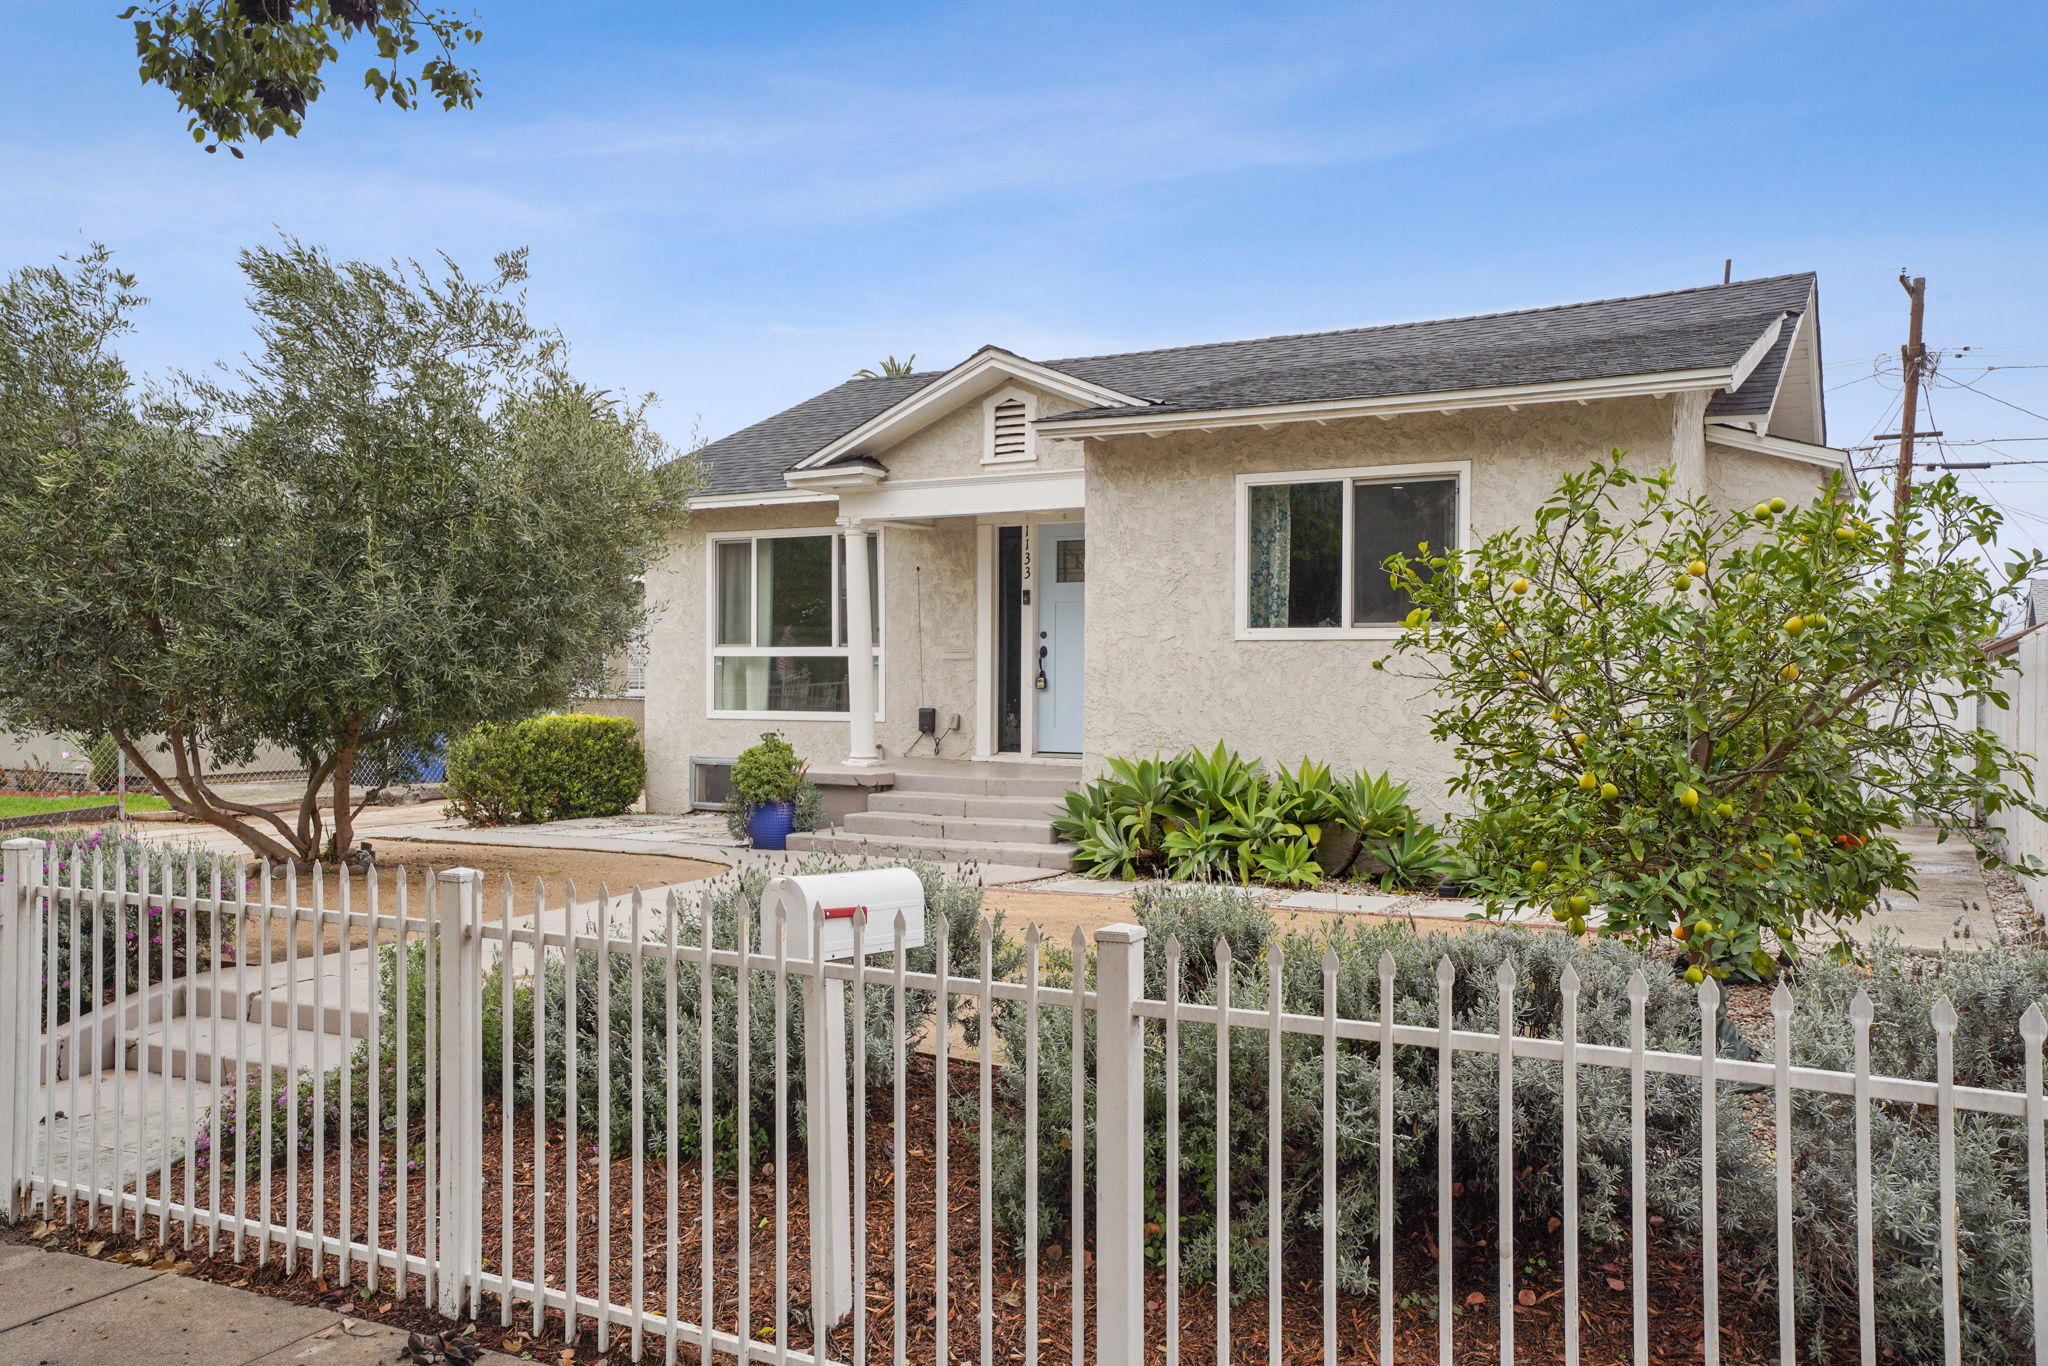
[443,713,645,825]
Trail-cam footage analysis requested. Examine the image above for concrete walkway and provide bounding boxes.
[0,1239,522,1365]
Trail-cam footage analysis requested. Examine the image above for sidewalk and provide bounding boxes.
[0,1237,523,1365]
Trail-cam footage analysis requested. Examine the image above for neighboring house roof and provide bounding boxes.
[694,272,1817,497]
[2027,578,2048,628]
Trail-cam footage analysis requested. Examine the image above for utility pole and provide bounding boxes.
[1892,273,1929,533]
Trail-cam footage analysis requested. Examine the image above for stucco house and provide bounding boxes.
[640,273,1846,867]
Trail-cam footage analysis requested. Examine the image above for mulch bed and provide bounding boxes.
[28,1055,1798,1364]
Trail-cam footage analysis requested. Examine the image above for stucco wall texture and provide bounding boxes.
[1081,398,1827,817]
[644,391,1829,818]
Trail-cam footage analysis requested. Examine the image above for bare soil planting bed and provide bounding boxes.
[18,1053,1817,1365]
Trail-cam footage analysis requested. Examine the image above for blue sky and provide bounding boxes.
[9,1,2048,556]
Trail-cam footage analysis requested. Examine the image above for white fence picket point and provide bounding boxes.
[1495,959,1516,1366]
[662,887,680,1366]
[696,894,717,1366]
[933,908,952,1366]
[1270,943,1286,1366]
[1437,954,1456,1366]
[1629,968,1649,1366]
[1700,974,1722,1366]
[74,851,90,1236]
[627,888,647,1359]
[435,867,486,1321]
[595,887,614,1352]
[527,877,547,1339]
[561,878,580,1342]
[1933,995,1961,1366]
[0,838,42,1222]
[891,911,908,1366]
[1379,948,1397,1366]
[1070,924,1087,1365]
[1217,935,1235,1365]
[1096,923,1150,1366]
[2022,1002,2048,1366]
[1771,979,1795,1366]
[1322,944,1339,1366]
[1032,923,1049,1366]
[776,904,794,1366]
[977,916,995,1366]
[1562,960,1582,1366]
[36,844,58,1224]
[1852,989,1876,1366]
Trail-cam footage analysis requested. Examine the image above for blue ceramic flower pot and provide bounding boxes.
[746,799,796,850]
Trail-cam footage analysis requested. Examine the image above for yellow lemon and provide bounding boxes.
[1768,497,1787,513]
[1684,966,1706,985]
[1680,787,1700,808]
[1530,859,1549,875]
[1781,663,1800,681]
[1687,559,1707,577]
[1577,772,1599,791]
[1567,895,1590,915]
[1599,782,1619,800]
[1835,526,1856,542]
[1510,578,1530,595]
[1785,615,1805,635]
[1752,503,1771,520]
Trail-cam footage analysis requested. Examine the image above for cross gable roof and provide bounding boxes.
[693,272,1818,498]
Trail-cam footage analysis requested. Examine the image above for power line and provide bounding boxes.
[1941,375,2048,427]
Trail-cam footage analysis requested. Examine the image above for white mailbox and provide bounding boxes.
[764,866,930,1334]
[761,868,926,962]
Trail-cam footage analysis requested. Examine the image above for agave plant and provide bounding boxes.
[1252,838,1322,888]
[1160,808,1235,882]
[1364,823,1461,891]
[1074,813,1152,880]
[1177,741,1258,814]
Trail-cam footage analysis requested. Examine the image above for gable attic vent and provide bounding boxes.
[990,398,1030,461]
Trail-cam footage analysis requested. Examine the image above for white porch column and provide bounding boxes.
[840,517,881,766]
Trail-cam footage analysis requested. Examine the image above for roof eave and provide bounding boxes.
[1034,367,1737,439]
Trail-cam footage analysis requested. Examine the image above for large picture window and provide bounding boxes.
[708,530,880,716]
[1239,464,1465,637]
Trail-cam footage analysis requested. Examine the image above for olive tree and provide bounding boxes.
[0,242,696,864]
[1380,454,2044,976]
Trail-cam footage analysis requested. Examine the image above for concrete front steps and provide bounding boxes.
[787,763,1080,872]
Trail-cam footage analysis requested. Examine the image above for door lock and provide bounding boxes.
[1035,643,1048,691]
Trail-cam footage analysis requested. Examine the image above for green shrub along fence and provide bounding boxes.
[442,713,645,826]
[1053,744,1459,889]
[142,859,2048,1363]
[3,827,242,1025]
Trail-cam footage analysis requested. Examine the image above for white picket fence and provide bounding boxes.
[3,834,2047,1365]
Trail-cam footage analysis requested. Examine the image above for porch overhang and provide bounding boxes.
[803,466,1086,522]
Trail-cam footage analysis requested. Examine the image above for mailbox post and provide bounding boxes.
[761,869,926,1337]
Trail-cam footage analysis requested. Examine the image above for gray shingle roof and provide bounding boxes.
[1042,272,1814,423]
[697,372,941,497]
[694,273,1815,496]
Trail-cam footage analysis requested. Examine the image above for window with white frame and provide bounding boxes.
[1238,464,1465,636]
[709,529,881,716]
[983,388,1035,464]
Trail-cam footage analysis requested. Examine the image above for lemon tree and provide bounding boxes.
[1380,454,2045,977]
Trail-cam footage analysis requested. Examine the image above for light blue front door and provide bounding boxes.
[1034,523,1085,754]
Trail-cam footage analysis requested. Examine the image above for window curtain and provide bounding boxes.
[1247,485,1291,629]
